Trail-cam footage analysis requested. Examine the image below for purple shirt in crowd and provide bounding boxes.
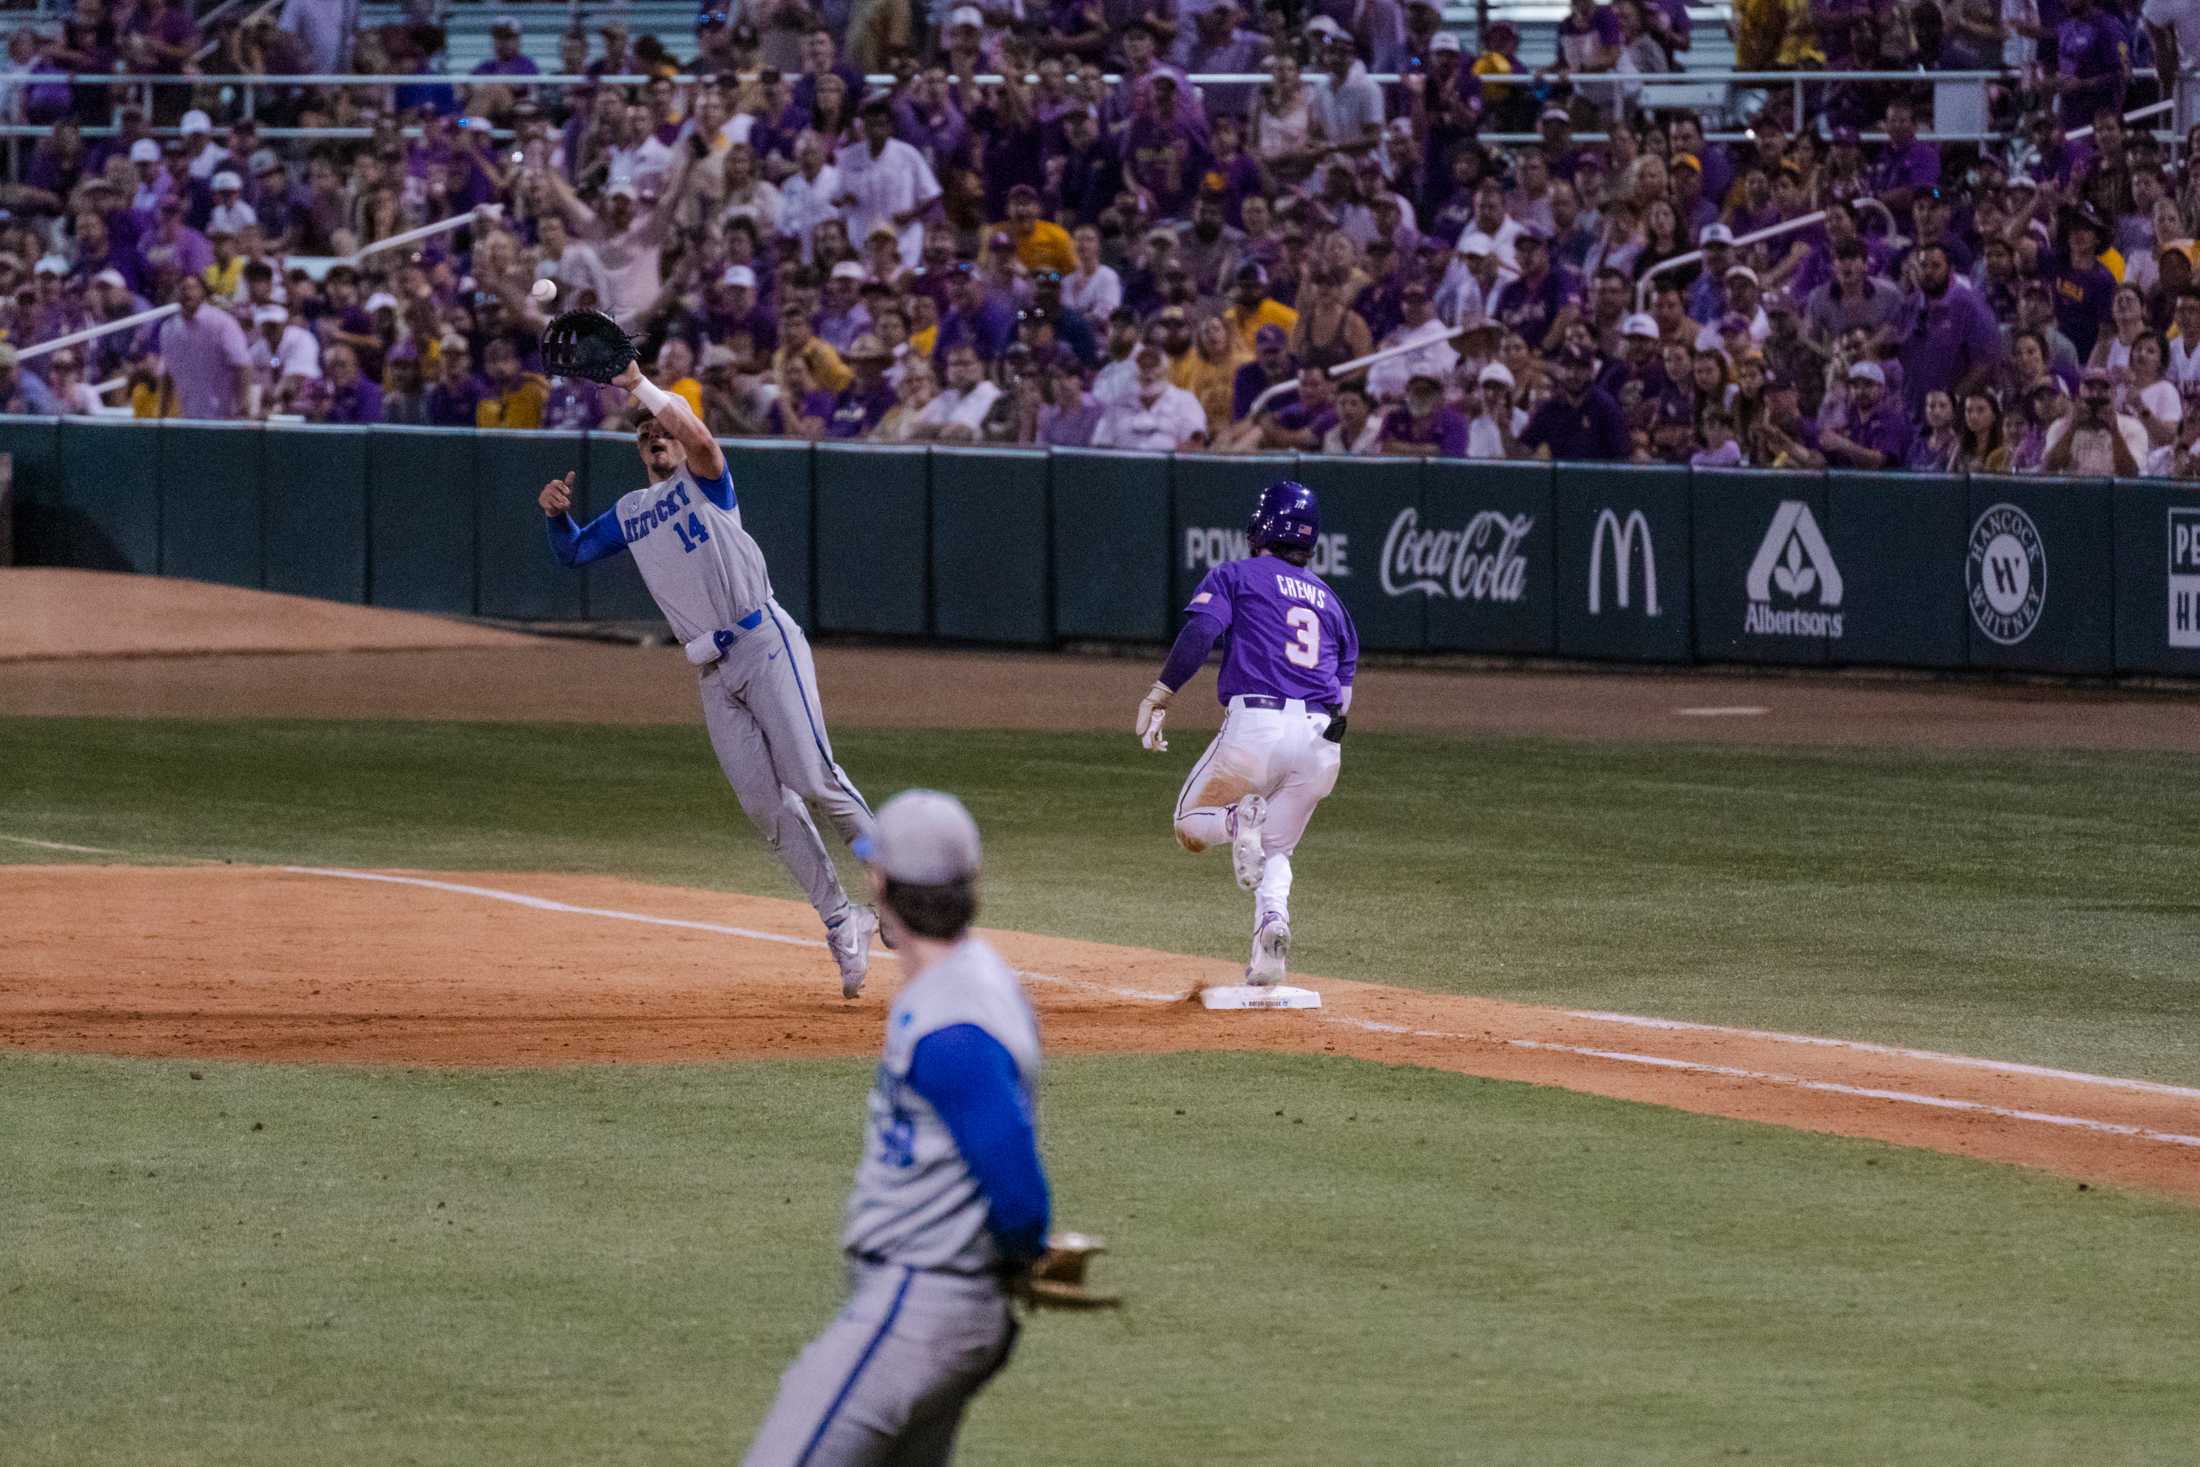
[155,304,251,419]
[824,381,896,439]
[1896,282,2003,414]
[317,376,385,424]
[1522,385,1629,461]
[1185,554,1360,706]
[1380,404,1469,456]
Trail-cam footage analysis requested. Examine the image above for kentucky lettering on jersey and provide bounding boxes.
[615,464,776,645]
[1185,555,1361,706]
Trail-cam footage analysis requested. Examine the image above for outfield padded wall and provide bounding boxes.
[6,418,2197,680]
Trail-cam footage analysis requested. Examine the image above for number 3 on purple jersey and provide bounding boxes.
[1283,607,1320,669]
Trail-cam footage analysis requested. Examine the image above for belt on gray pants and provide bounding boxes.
[682,607,767,665]
[852,1250,1020,1284]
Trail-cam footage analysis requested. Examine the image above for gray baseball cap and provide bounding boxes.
[855,790,982,884]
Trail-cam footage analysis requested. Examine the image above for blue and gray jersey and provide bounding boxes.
[546,462,776,644]
[842,937,1049,1274]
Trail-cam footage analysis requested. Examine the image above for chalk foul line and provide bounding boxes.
[272,864,2200,1154]
[14,840,2195,1155]
[1564,1010,2200,1102]
[1506,1039,2200,1151]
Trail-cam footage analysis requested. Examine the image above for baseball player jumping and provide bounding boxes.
[1136,481,1358,988]
[537,357,880,997]
[742,789,1048,1466]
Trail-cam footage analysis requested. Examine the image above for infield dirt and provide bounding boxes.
[10,863,2198,1201]
[9,571,2200,1203]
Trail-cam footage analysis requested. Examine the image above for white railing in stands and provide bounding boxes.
[14,204,499,364]
[1632,198,1897,311]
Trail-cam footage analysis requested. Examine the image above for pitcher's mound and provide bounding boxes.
[0,569,541,660]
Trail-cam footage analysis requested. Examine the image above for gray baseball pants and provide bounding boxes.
[699,603,876,928]
[742,1262,1020,1467]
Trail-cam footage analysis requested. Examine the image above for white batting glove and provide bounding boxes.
[1135,680,1172,753]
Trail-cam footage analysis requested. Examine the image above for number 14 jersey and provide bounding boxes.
[1186,554,1360,708]
[616,463,777,644]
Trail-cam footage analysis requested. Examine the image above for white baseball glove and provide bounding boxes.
[1135,680,1171,753]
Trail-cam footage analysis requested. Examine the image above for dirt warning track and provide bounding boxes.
[8,864,2197,1202]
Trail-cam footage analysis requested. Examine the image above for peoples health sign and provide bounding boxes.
[2171,508,2200,650]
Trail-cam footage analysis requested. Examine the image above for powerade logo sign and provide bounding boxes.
[2171,508,2200,649]
[1966,503,2047,645]
[1379,508,1533,602]
[1588,508,1659,616]
[1184,528,1350,578]
[1743,501,1844,639]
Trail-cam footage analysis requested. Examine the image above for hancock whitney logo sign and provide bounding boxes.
[1744,501,1844,639]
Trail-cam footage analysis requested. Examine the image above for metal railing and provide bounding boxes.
[15,204,497,366]
[1631,198,1896,311]
[1243,325,1474,421]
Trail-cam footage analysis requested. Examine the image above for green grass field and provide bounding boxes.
[9,715,2200,1462]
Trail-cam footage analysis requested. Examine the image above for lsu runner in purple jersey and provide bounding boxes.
[1135,481,1359,987]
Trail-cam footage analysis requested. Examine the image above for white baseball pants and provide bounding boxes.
[1173,696,1342,928]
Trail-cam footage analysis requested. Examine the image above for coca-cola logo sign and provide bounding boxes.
[1379,508,1534,602]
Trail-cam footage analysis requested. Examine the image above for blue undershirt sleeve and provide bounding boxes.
[545,508,627,567]
[1158,612,1226,694]
[906,1023,1051,1263]
[693,462,737,511]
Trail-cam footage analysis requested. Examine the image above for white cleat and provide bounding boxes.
[1247,912,1291,987]
[829,906,878,999]
[1230,795,1268,891]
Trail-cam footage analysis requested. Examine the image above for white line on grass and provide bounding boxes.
[1674,706,1771,717]
[1564,1010,2200,1101]
[0,833,130,854]
[1504,1039,2200,1150]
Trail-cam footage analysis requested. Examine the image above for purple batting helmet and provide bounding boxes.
[1249,479,1320,559]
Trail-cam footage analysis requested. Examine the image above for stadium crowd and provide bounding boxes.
[0,0,2196,474]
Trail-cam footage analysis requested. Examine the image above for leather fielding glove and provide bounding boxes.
[1017,1232,1122,1311]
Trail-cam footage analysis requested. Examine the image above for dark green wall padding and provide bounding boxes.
[5,417,2197,678]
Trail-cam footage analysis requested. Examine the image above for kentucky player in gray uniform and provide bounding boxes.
[537,358,880,996]
[1135,481,1358,987]
[744,789,1047,1466]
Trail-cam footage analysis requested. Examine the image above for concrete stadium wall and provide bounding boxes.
[6,416,2200,678]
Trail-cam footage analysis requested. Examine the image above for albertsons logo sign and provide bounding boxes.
[1744,500,1844,638]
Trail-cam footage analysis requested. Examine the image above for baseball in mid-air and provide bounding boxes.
[530,278,557,305]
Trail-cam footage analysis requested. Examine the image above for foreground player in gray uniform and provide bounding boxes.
[744,789,1047,1466]
[537,358,880,996]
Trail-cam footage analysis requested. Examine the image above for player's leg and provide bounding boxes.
[1245,722,1342,984]
[700,667,854,927]
[746,607,877,851]
[743,1270,1015,1467]
[1172,713,1273,855]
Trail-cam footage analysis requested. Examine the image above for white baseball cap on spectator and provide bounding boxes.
[180,109,213,136]
[34,255,68,276]
[1699,223,1735,247]
[252,305,288,326]
[363,291,399,313]
[1477,362,1515,390]
[830,260,866,282]
[1305,14,1349,40]
[1621,312,1660,339]
[92,267,128,289]
[1726,265,1759,284]
[129,138,161,164]
[947,5,984,27]
[1847,361,1886,386]
[722,264,757,289]
[1430,32,1461,53]
[212,170,243,193]
[606,181,639,201]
